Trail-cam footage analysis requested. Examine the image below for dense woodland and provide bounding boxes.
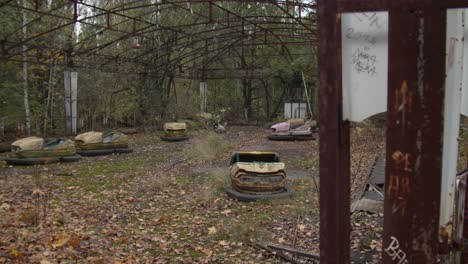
[1,2,468,263]
[0,0,317,139]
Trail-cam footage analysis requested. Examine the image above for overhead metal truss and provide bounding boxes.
[0,0,317,79]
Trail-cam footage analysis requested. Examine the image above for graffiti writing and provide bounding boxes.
[345,28,378,45]
[384,236,409,264]
[352,12,383,30]
[394,81,414,114]
[351,46,378,76]
[392,150,413,173]
[387,151,414,216]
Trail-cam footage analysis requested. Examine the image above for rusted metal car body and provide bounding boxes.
[161,122,189,141]
[226,152,292,201]
[269,118,315,141]
[5,137,80,165]
[74,131,132,156]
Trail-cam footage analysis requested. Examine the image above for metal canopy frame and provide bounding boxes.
[0,0,317,80]
[318,0,468,263]
[4,0,467,262]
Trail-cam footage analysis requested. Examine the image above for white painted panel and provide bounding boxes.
[284,103,307,119]
[200,82,207,113]
[284,103,291,119]
[342,12,388,122]
[462,11,468,117]
[440,9,464,232]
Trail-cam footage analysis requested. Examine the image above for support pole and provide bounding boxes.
[383,8,446,263]
[21,0,31,136]
[200,81,207,113]
[318,0,351,263]
[64,71,78,135]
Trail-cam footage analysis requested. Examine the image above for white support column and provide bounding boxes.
[439,9,464,245]
[200,81,207,113]
[71,71,78,135]
[462,11,468,118]
[64,70,78,135]
[64,70,71,134]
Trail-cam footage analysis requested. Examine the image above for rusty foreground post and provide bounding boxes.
[383,8,446,263]
[318,0,351,263]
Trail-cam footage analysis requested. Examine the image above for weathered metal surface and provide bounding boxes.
[341,11,389,122]
[318,0,351,262]
[352,154,385,214]
[383,8,446,264]
[229,152,286,193]
[370,155,386,186]
[338,0,468,13]
[9,138,77,159]
[440,9,465,255]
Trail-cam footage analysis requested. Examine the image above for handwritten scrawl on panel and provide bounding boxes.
[384,236,409,264]
[342,12,388,122]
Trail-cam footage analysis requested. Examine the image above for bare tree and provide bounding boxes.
[21,0,31,136]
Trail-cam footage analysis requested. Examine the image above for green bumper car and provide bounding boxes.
[160,122,189,142]
[4,137,81,165]
[74,131,133,156]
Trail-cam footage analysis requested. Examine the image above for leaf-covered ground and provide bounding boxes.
[0,125,384,263]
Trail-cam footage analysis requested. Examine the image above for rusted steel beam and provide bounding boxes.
[338,0,468,13]
[318,0,351,263]
[383,8,446,263]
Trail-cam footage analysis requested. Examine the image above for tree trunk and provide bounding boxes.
[160,75,174,119]
[242,79,253,121]
[22,0,31,136]
[43,58,55,136]
[0,117,4,141]
[261,79,271,120]
[269,78,287,120]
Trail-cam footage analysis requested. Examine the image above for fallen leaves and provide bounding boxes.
[158,215,170,224]
[51,232,81,249]
[218,240,228,247]
[0,203,10,210]
[51,233,71,248]
[201,248,213,257]
[10,249,23,261]
[208,226,217,235]
[0,127,383,263]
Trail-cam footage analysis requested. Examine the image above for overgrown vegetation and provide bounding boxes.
[0,1,317,139]
[186,132,228,161]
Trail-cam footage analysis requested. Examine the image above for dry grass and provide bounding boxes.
[195,168,229,203]
[186,132,227,161]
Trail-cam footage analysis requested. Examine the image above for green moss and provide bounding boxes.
[188,249,205,258]
[56,157,149,194]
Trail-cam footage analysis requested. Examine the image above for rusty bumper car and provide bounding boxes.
[225,151,293,201]
[268,118,316,141]
[160,122,189,142]
[74,131,133,156]
[4,137,81,165]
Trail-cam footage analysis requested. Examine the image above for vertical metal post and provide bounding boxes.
[200,81,207,113]
[318,0,351,263]
[64,70,71,134]
[440,9,465,258]
[21,0,31,136]
[70,71,77,135]
[383,8,446,263]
